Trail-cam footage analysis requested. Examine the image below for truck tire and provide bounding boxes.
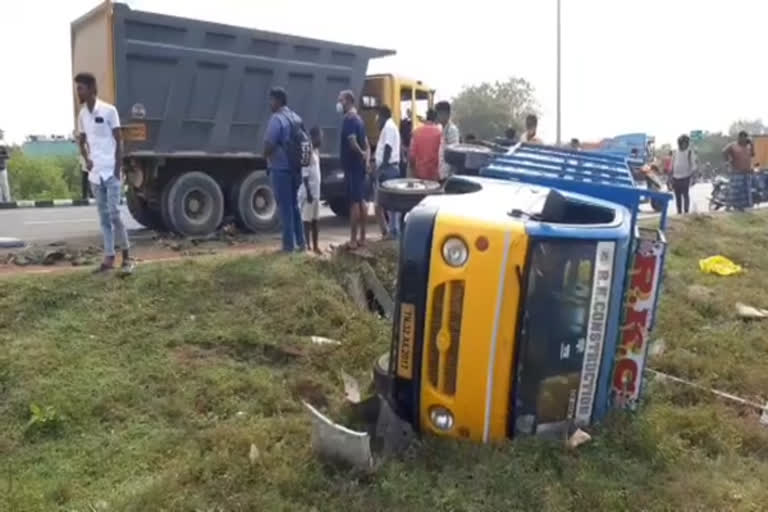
[328,197,349,218]
[232,171,279,232]
[126,186,162,230]
[378,178,441,213]
[160,175,180,233]
[164,171,224,237]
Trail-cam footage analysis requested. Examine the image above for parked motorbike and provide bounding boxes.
[708,172,768,211]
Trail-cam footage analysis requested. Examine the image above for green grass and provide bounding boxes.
[2,213,768,511]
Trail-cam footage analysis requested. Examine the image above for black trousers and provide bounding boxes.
[81,172,92,200]
[672,176,690,214]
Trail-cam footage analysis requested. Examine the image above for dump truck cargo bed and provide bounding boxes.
[71,2,393,157]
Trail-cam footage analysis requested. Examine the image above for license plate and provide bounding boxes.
[122,123,147,142]
[397,303,416,379]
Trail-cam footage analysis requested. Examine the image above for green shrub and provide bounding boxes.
[6,151,80,200]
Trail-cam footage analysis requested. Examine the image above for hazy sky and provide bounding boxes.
[1,0,766,145]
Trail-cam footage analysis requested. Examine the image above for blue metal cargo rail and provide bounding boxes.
[481,143,672,229]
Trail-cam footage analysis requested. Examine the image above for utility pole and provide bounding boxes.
[556,0,562,146]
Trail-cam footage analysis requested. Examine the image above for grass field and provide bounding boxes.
[2,212,768,511]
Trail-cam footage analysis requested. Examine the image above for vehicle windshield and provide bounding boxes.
[512,239,615,437]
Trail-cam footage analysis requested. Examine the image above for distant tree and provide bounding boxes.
[6,152,72,200]
[451,77,539,141]
[728,119,767,136]
[691,131,731,175]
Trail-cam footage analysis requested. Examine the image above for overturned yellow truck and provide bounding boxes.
[380,144,671,444]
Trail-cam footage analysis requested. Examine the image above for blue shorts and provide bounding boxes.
[345,169,366,203]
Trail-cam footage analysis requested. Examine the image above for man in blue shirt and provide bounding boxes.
[264,87,305,252]
[337,89,370,249]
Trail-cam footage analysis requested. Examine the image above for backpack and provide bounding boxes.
[279,110,312,172]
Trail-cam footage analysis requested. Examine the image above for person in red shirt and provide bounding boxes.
[408,109,442,181]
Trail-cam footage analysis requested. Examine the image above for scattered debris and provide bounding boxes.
[309,336,342,346]
[735,303,768,320]
[304,401,373,471]
[566,428,592,449]
[648,338,666,357]
[647,368,768,425]
[341,370,362,404]
[699,255,743,276]
[248,443,260,465]
[42,249,67,265]
[2,244,100,267]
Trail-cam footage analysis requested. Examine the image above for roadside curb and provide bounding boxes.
[0,199,96,209]
[0,198,126,209]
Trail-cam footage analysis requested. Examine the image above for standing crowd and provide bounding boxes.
[661,130,757,214]
[263,87,465,253]
[49,71,768,272]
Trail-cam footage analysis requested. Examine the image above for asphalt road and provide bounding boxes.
[0,184,713,245]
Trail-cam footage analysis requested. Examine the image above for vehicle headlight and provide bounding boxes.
[429,406,455,431]
[442,237,469,267]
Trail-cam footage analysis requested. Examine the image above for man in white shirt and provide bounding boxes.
[436,101,460,180]
[75,72,132,273]
[374,105,402,239]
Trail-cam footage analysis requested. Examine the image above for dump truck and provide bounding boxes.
[71,2,434,236]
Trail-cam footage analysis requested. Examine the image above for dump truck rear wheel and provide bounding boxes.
[126,186,162,230]
[160,175,179,233]
[232,171,279,232]
[378,178,441,213]
[165,171,224,236]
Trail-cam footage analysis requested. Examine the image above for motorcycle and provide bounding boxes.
[708,172,768,211]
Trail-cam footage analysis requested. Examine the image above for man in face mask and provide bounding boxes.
[337,90,370,249]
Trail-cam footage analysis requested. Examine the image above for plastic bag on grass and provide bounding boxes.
[699,255,743,276]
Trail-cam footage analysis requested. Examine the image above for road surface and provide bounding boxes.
[1,184,713,245]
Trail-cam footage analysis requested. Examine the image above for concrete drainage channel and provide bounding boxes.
[306,251,413,472]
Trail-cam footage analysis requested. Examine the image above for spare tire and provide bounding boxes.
[444,144,495,175]
[377,178,442,213]
[165,171,224,237]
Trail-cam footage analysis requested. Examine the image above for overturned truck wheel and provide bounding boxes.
[377,178,441,214]
[164,171,224,237]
